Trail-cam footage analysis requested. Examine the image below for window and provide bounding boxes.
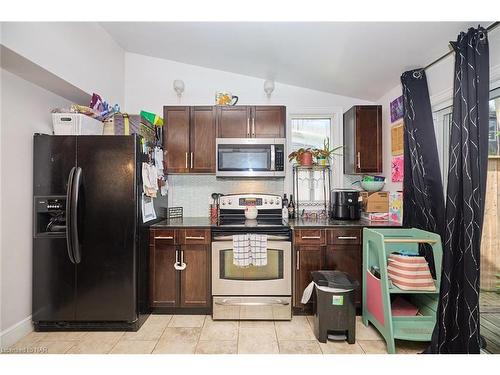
[435,87,500,187]
[291,117,332,150]
[434,88,500,294]
[488,87,500,156]
[290,116,335,213]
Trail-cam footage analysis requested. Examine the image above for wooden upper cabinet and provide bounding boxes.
[164,106,216,173]
[252,106,286,138]
[343,105,382,174]
[217,106,286,138]
[217,106,251,138]
[164,105,287,173]
[190,107,216,173]
[164,107,190,173]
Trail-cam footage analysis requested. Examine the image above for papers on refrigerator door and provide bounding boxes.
[142,162,158,198]
[154,147,164,175]
[142,193,157,223]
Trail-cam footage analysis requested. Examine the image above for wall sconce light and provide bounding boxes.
[173,80,185,98]
[264,79,275,98]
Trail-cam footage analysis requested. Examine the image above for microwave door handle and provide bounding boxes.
[270,145,275,171]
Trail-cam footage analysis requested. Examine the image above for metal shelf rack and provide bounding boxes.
[292,164,331,218]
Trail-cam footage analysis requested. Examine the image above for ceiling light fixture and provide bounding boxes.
[173,79,185,98]
[264,79,275,98]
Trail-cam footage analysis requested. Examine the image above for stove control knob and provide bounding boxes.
[275,200,280,205]
[222,201,226,205]
[228,200,232,205]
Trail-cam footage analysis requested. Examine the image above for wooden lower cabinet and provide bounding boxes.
[293,228,363,311]
[149,229,211,312]
[325,245,362,307]
[180,244,210,308]
[294,246,323,309]
[150,240,178,307]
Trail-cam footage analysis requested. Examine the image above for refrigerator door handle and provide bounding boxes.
[70,167,83,264]
[65,167,76,264]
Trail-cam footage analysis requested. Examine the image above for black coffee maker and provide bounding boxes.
[330,189,361,220]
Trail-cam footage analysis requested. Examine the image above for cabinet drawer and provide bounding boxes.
[327,228,361,245]
[151,229,177,245]
[294,229,326,245]
[179,229,211,245]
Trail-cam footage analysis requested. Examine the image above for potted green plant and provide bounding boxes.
[288,147,314,166]
[313,138,343,165]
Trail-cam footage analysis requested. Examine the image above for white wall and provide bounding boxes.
[124,52,372,216]
[1,22,125,106]
[0,69,72,345]
[376,28,500,192]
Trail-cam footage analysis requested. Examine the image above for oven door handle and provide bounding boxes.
[214,298,290,306]
[212,235,290,241]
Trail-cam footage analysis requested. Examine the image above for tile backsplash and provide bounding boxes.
[168,175,285,217]
[167,174,359,218]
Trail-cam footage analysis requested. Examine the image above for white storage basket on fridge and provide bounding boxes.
[52,113,104,135]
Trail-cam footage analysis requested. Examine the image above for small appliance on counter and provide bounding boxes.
[330,189,361,220]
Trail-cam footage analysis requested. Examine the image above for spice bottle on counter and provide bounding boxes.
[288,194,296,219]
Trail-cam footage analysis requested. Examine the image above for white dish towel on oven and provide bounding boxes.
[249,234,268,266]
[233,234,251,267]
[232,234,268,267]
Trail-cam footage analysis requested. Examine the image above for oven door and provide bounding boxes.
[216,138,283,177]
[211,239,291,296]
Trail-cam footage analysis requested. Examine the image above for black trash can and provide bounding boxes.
[311,270,359,344]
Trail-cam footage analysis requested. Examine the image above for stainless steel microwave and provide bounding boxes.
[216,138,286,178]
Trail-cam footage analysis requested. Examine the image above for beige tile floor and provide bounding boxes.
[2,315,428,354]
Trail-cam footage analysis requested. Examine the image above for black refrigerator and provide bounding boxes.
[32,134,150,331]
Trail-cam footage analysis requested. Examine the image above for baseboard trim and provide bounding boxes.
[0,315,33,349]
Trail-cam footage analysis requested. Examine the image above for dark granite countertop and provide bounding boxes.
[151,217,216,228]
[151,217,402,229]
[288,218,403,228]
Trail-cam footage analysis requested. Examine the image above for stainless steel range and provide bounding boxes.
[212,193,292,320]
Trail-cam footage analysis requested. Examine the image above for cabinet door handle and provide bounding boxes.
[296,250,300,270]
[174,248,187,271]
[173,248,179,269]
[252,115,255,137]
[190,152,193,169]
[155,236,173,240]
[356,152,361,169]
[247,117,250,137]
[185,236,205,240]
[185,152,188,169]
[337,236,358,240]
[301,236,321,239]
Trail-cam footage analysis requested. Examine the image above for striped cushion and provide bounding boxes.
[387,254,436,291]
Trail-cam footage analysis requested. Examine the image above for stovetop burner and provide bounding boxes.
[217,218,287,227]
[213,193,290,237]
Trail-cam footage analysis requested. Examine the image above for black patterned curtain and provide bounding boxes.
[428,26,490,354]
[400,70,446,275]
